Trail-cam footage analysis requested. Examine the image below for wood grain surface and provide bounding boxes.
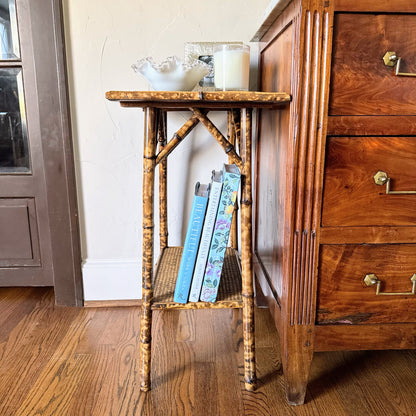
[329,13,416,115]
[327,115,416,137]
[256,16,293,303]
[257,0,336,405]
[256,0,416,407]
[106,91,291,110]
[322,136,416,227]
[317,244,416,325]
[315,322,416,351]
[320,226,416,245]
[1,287,416,415]
[335,0,416,13]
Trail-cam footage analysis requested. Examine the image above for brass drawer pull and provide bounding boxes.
[383,51,416,77]
[364,273,416,296]
[373,171,416,195]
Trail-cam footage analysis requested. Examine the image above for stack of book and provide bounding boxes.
[173,164,241,304]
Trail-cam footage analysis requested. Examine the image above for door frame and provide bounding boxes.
[27,0,83,306]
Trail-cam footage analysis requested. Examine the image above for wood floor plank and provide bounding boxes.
[176,309,196,342]
[304,352,353,416]
[11,306,94,416]
[334,350,415,416]
[0,291,85,415]
[87,306,142,416]
[0,288,47,343]
[161,313,194,416]
[251,347,289,416]
[68,345,113,416]
[213,309,246,416]
[244,310,298,416]
[95,307,138,346]
[74,308,114,354]
[193,362,218,415]
[0,288,416,415]
[16,354,91,416]
[192,309,216,362]
[369,351,416,416]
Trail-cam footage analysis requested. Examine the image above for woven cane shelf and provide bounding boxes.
[152,246,243,310]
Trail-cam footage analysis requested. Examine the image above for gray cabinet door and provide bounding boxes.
[0,0,82,305]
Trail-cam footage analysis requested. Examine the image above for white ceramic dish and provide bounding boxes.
[132,56,210,91]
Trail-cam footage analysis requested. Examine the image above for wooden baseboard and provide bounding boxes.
[84,299,142,308]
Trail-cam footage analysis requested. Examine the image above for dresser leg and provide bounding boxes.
[140,107,157,391]
[281,325,314,405]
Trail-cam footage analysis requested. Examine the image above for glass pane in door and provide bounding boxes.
[0,0,20,59]
[0,68,29,173]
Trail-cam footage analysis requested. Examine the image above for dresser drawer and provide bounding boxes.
[329,13,416,116]
[321,136,416,227]
[317,244,416,325]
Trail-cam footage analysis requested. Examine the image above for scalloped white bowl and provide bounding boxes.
[132,56,210,91]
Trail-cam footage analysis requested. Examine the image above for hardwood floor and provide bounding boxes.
[0,287,415,415]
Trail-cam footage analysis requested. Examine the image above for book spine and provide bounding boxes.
[188,180,223,302]
[173,194,208,303]
[200,170,240,302]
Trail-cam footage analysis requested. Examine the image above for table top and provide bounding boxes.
[105,90,291,110]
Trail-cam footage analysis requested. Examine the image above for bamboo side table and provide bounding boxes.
[105,90,290,392]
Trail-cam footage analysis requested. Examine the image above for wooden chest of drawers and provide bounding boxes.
[253,0,416,405]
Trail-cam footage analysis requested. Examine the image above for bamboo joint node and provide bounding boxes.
[225,145,234,154]
[241,293,255,299]
[240,199,252,206]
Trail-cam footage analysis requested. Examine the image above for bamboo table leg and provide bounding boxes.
[158,110,168,251]
[240,108,256,390]
[140,107,158,391]
[228,110,239,250]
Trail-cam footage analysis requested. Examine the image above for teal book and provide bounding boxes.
[173,182,209,303]
[188,170,223,302]
[199,164,241,302]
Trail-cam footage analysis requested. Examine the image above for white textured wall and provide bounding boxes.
[63,0,270,301]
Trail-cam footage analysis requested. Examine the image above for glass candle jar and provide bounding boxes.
[213,44,250,91]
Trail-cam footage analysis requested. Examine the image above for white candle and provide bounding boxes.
[214,44,250,91]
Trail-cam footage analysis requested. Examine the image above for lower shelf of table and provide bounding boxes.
[152,246,243,310]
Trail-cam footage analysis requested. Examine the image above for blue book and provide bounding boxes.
[200,164,241,302]
[189,170,223,302]
[173,182,209,303]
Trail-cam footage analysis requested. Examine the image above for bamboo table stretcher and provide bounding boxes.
[105,90,290,392]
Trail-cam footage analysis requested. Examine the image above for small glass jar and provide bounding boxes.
[213,43,250,91]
